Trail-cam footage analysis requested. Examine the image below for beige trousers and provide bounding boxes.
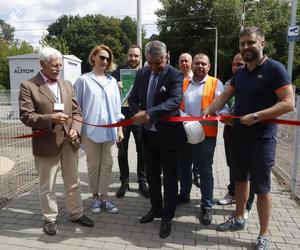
[34,140,83,222]
[82,135,114,195]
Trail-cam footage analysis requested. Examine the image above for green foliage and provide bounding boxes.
[244,0,290,62]
[155,0,241,81]
[0,40,34,89]
[292,44,300,89]
[40,35,70,54]
[155,0,299,83]
[0,19,15,43]
[0,19,34,89]
[44,14,141,73]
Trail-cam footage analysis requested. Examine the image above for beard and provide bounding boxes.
[128,60,140,69]
[241,49,259,62]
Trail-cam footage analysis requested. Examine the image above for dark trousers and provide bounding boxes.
[142,130,178,221]
[179,138,216,209]
[117,124,146,183]
[224,125,255,211]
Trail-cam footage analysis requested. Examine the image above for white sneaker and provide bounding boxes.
[218,193,236,205]
[102,200,118,214]
[90,199,101,214]
[244,209,251,221]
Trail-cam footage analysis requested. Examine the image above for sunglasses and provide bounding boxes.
[233,62,244,67]
[99,55,111,62]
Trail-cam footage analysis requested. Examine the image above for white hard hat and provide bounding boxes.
[183,121,205,144]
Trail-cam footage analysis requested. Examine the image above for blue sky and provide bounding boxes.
[0,0,161,47]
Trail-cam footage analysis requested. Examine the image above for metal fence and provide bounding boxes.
[0,89,39,207]
[0,90,86,207]
[274,112,296,191]
[275,109,300,199]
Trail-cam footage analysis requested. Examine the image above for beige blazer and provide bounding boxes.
[19,72,82,157]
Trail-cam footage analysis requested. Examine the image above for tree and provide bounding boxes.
[44,14,141,73]
[243,0,290,62]
[244,0,300,88]
[155,0,241,81]
[0,40,34,89]
[0,20,34,89]
[40,35,70,54]
[155,0,297,83]
[0,19,15,43]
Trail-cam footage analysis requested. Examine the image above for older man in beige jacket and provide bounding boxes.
[19,47,94,236]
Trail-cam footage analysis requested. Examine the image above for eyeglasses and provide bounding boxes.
[234,63,245,67]
[99,55,111,63]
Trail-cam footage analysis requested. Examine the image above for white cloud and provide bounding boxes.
[0,0,161,46]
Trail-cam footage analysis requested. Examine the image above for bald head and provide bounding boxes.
[232,53,245,74]
[179,53,192,77]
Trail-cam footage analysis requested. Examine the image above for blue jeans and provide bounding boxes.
[178,138,216,209]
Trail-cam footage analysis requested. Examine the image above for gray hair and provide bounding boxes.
[39,47,62,63]
[144,40,167,59]
[179,53,192,62]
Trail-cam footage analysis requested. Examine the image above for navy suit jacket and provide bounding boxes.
[128,64,187,148]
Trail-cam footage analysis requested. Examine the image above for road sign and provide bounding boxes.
[287,25,299,42]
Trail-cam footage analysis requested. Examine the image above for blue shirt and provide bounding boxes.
[231,58,291,138]
[74,72,124,143]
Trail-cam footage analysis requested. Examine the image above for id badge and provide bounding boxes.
[54,103,64,111]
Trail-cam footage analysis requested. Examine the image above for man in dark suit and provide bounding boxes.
[19,47,94,236]
[128,40,186,238]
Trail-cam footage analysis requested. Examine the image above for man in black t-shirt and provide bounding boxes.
[113,45,149,199]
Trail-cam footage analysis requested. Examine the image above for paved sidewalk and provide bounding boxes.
[1,129,300,249]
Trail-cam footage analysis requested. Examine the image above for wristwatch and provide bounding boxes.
[252,113,260,122]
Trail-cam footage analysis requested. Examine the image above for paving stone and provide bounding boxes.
[102,242,126,250]
[0,129,299,249]
[138,239,161,248]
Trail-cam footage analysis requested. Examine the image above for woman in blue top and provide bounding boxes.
[74,44,124,214]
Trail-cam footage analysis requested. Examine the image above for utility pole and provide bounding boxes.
[137,0,142,52]
[241,1,246,31]
[205,27,218,77]
[287,0,298,79]
[289,0,299,199]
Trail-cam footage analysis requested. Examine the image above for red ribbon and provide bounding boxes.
[73,115,300,127]
[167,115,300,126]
[0,130,46,139]
[2,115,300,139]
[71,116,133,127]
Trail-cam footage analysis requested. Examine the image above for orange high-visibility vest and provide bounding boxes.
[180,76,219,137]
